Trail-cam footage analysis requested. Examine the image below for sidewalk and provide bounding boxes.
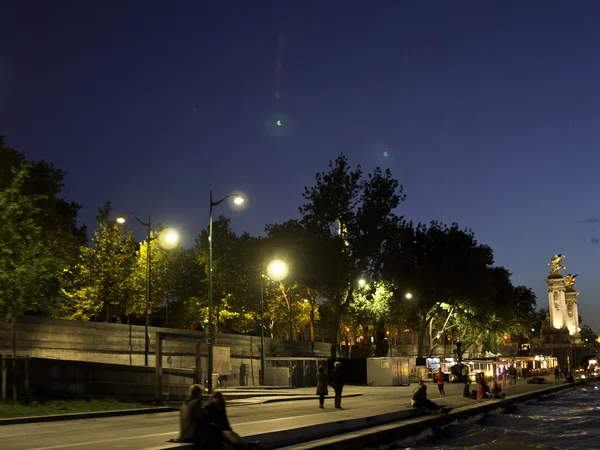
[162,381,573,450]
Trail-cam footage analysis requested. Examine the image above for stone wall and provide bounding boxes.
[0,316,331,387]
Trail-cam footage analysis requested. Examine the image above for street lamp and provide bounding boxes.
[358,278,366,287]
[116,213,180,366]
[405,292,413,299]
[208,191,244,394]
[260,259,289,386]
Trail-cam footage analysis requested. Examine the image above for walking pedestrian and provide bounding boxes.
[328,361,345,409]
[435,368,445,398]
[316,366,328,408]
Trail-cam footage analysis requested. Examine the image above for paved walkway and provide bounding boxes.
[0,381,572,450]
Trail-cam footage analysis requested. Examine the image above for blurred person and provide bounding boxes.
[328,361,345,409]
[435,368,446,398]
[411,381,452,414]
[316,366,328,408]
[205,392,262,449]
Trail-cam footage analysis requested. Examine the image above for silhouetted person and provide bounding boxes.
[316,366,328,408]
[205,392,261,449]
[411,381,452,414]
[329,361,345,409]
[177,384,209,447]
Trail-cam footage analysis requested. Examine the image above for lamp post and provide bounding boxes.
[260,259,289,386]
[116,213,179,367]
[208,191,244,394]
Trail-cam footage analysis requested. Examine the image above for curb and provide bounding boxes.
[0,406,177,426]
[0,393,363,425]
[259,393,363,405]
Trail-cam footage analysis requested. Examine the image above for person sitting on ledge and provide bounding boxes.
[176,384,209,446]
[411,381,452,414]
[205,392,262,449]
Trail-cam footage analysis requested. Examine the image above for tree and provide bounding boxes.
[0,136,87,300]
[0,165,59,354]
[580,324,597,344]
[299,153,405,358]
[194,216,261,333]
[349,281,394,356]
[60,202,139,321]
[380,221,495,358]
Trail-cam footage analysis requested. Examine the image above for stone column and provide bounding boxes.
[546,276,567,330]
[564,290,581,340]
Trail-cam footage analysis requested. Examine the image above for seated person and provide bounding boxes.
[488,378,505,399]
[205,392,262,449]
[463,380,471,398]
[177,384,209,445]
[411,381,452,414]
[476,380,491,399]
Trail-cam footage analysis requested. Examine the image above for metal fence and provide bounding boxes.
[265,357,328,387]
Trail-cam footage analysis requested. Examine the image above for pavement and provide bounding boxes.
[0,381,572,450]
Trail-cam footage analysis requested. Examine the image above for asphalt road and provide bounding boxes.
[0,382,554,450]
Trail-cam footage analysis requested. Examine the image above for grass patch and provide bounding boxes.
[0,398,157,419]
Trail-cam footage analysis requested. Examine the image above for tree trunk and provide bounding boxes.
[374,321,388,357]
[417,316,428,359]
[309,305,315,342]
[330,304,341,359]
[11,317,16,357]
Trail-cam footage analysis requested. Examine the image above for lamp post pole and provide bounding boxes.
[207,191,244,394]
[145,215,151,367]
[208,191,215,394]
[260,280,265,386]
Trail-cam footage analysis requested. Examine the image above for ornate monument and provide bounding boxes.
[545,255,581,341]
[546,254,568,329]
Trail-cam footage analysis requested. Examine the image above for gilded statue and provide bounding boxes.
[564,273,578,291]
[548,254,566,276]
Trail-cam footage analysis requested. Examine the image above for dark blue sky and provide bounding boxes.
[2,1,600,330]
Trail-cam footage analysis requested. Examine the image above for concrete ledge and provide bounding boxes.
[280,382,584,450]
[159,408,427,449]
[0,406,177,426]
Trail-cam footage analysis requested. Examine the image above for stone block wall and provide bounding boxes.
[0,316,331,387]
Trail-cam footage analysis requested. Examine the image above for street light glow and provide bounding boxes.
[405,292,413,299]
[267,259,289,281]
[116,216,126,224]
[233,196,244,205]
[358,278,366,287]
[160,228,180,249]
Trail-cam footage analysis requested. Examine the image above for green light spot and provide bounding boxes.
[276,120,282,126]
[383,151,389,157]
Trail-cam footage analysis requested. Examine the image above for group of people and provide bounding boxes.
[462,377,505,400]
[176,385,261,449]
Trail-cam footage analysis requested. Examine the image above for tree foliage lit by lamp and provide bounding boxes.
[260,259,289,386]
[116,213,180,366]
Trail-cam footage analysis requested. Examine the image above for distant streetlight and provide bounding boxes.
[405,292,413,299]
[116,213,180,366]
[260,259,289,386]
[208,191,245,394]
[358,278,366,287]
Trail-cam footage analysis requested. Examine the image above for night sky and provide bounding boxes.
[2,2,600,330]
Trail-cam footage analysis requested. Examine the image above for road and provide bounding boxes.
[0,382,557,450]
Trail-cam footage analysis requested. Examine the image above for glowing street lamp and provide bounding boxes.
[116,213,180,366]
[259,258,289,386]
[358,278,366,287]
[207,191,245,394]
[267,259,289,281]
[405,292,413,299]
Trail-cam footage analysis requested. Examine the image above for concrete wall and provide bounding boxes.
[0,316,331,387]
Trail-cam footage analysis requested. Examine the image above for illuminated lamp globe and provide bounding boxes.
[160,228,180,249]
[358,278,366,287]
[233,196,245,205]
[405,292,413,299]
[267,259,289,281]
[116,216,126,224]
